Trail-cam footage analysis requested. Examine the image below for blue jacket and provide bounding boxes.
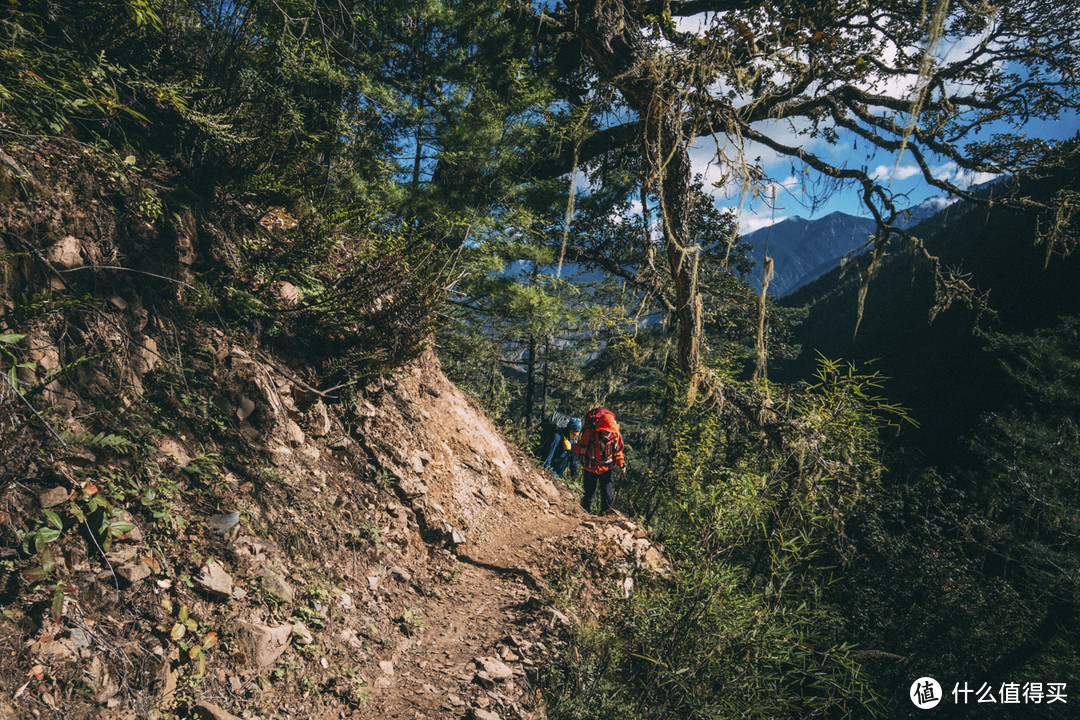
[540,430,579,478]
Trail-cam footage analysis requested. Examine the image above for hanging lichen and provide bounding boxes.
[753,256,774,386]
[893,0,952,179]
[854,233,889,337]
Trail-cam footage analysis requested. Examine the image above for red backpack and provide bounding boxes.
[581,407,620,469]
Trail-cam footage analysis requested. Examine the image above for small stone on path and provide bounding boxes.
[39,486,69,509]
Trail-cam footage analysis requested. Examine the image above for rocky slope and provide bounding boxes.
[0,133,668,720]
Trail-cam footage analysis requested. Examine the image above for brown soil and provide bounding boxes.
[332,351,658,720]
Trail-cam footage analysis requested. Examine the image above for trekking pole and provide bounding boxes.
[613,464,624,510]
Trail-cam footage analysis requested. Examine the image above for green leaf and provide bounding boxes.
[108,522,135,537]
[191,645,206,675]
[124,155,137,165]
[51,590,64,623]
[170,622,186,640]
[0,333,25,344]
[38,526,61,544]
[41,547,56,573]
[43,509,64,531]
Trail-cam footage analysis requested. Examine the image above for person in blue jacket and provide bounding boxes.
[540,417,582,479]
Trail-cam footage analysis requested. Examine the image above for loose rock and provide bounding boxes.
[274,281,300,306]
[45,236,84,270]
[291,624,314,646]
[262,573,295,603]
[208,511,240,535]
[236,396,256,421]
[193,701,242,720]
[232,621,292,668]
[116,562,151,585]
[308,400,332,437]
[39,486,69,509]
[86,655,119,704]
[473,671,496,690]
[194,560,233,598]
[474,656,514,682]
[286,419,305,446]
[269,446,292,466]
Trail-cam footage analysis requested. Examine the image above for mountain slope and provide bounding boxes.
[743,212,878,296]
[778,149,1080,458]
[0,131,667,720]
[742,197,969,298]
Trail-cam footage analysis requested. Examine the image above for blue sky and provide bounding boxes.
[698,113,1080,233]
[666,10,1080,233]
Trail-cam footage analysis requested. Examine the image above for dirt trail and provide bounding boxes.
[362,507,585,719]
[366,562,541,718]
[350,352,654,720]
[0,134,664,720]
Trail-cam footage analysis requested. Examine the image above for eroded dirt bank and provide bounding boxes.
[2,334,665,720]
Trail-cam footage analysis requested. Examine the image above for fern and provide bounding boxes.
[59,429,135,453]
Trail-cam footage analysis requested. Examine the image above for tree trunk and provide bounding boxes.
[574,0,704,400]
[524,333,537,428]
[541,337,550,418]
[656,112,703,400]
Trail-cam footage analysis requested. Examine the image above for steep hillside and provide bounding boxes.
[778,145,1080,458]
[0,132,667,720]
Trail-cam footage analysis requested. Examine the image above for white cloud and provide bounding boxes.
[955,169,1000,188]
[772,175,801,191]
[870,163,920,182]
[927,161,1000,189]
[918,196,959,212]
[687,117,832,202]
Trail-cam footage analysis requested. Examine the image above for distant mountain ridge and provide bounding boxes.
[502,195,964,300]
[742,212,877,297]
[742,196,962,297]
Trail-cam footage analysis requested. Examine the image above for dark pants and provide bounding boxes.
[582,468,614,514]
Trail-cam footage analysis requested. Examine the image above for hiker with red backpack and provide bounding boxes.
[572,407,626,514]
